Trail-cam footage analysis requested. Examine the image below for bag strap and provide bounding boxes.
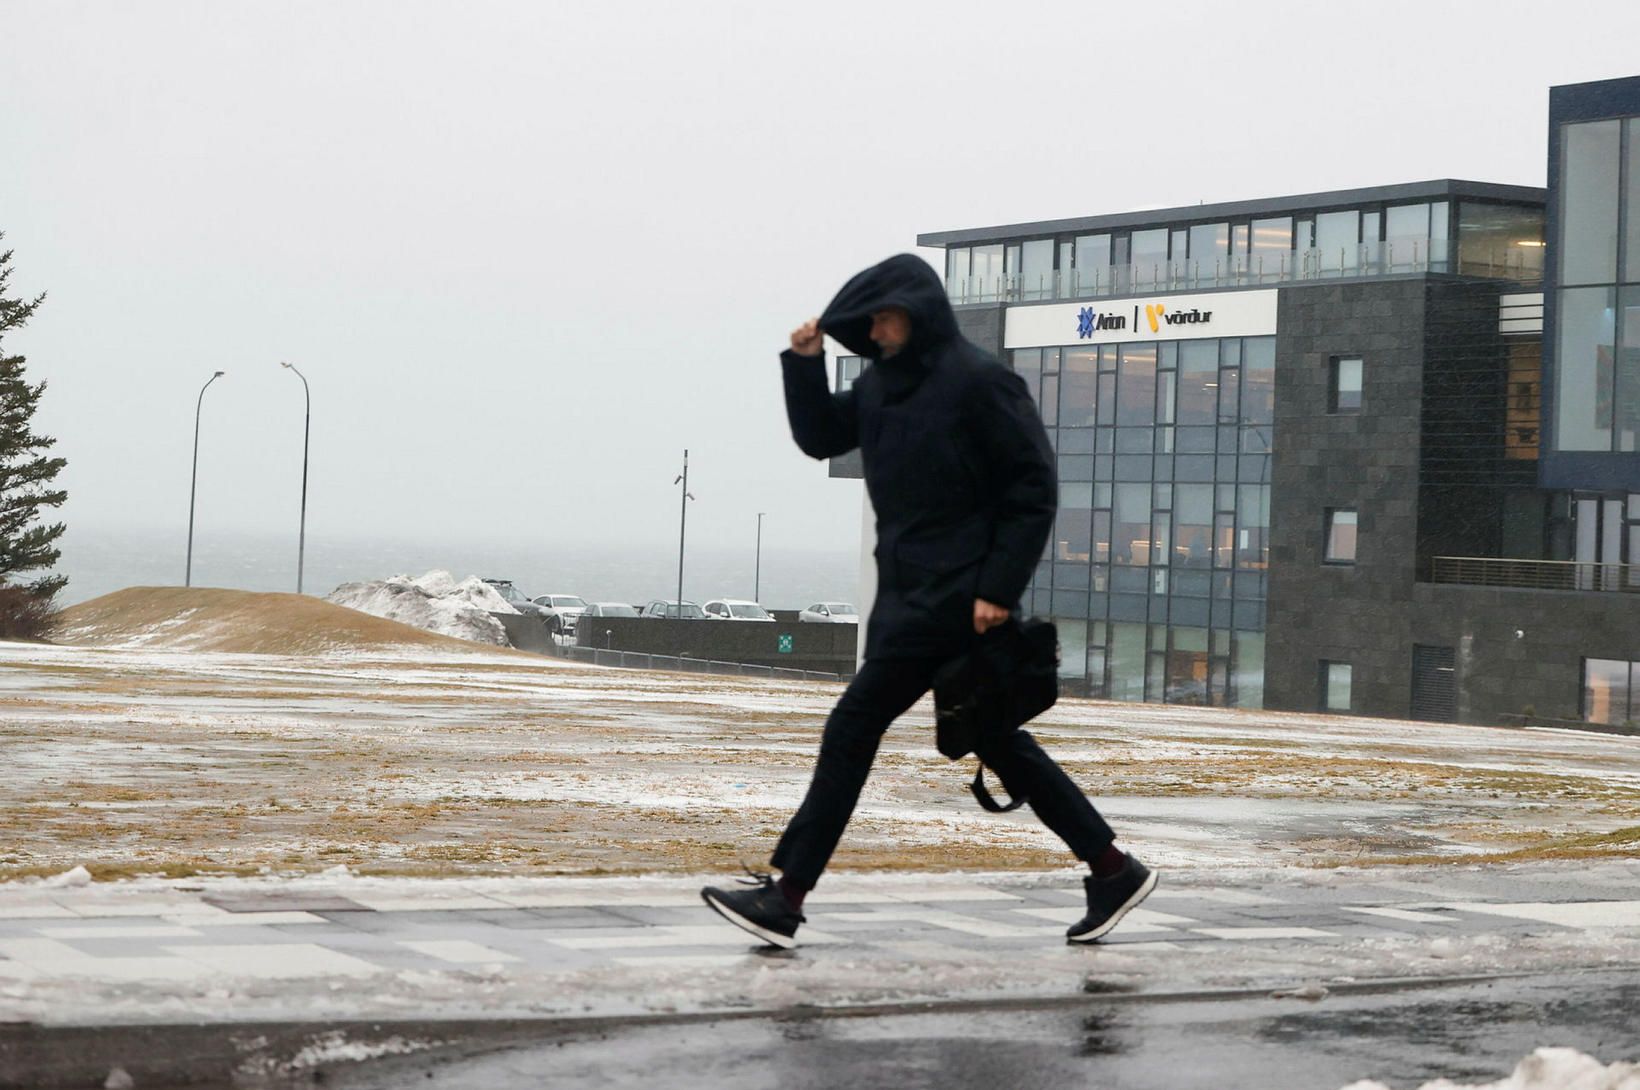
[970,764,1027,813]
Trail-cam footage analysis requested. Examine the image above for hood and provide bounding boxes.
[818,254,958,360]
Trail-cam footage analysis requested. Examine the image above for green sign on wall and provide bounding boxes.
[777,634,794,654]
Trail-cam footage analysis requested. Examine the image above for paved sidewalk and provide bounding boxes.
[2,861,1638,1028]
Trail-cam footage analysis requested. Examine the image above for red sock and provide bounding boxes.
[1090,844,1127,879]
[776,876,809,911]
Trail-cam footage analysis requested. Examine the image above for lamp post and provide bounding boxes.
[754,511,766,603]
[185,370,225,587]
[673,450,695,615]
[280,362,311,594]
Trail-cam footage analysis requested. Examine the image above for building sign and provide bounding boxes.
[1005,289,1278,349]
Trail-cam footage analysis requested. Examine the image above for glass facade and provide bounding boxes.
[1012,335,1273,706]
[1553,116,1640,454]
[940,192,1533,305]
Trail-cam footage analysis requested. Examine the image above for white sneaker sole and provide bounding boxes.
[701,889,798,949]
[1067,869,1159,944]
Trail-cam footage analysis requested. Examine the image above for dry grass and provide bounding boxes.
[53,586,503,655]
[5,612,1640,880]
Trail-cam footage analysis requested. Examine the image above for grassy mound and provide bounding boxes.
[54,586,500,655]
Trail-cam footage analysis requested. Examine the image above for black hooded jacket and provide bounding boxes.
[781,254,1057,661]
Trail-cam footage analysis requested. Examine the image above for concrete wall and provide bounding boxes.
[1410,583,1640,724]
[1265,280,1427,716]
[572,616,857,675]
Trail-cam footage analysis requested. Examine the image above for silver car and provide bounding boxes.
[703,598,774,621]
[799,602,858,623]
[531,593,590,634]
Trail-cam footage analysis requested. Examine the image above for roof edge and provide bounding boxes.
[916,179,1547,248]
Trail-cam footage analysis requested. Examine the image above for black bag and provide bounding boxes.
[932,618,1060,812]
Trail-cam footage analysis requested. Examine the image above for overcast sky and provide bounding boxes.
[4,0,1640,570]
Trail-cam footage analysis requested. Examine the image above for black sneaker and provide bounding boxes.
[701,872,804,949]
[1067,855,1157,944]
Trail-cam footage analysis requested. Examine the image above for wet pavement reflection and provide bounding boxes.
[332,971,1640,1090]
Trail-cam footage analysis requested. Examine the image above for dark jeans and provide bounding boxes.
[770,657,1116,888]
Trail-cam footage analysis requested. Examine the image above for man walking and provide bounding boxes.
[702,255,1154,948]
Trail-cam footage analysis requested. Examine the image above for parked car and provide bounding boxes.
[531,593,590,634]
[703,598,774,621]
[640,599,708,620]
[799,602,858,623]
[482,579,551,621]
[581,602,641,618]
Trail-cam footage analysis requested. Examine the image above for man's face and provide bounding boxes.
[869,307,912,357]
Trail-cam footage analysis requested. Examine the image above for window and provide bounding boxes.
[1385,203,1430,270]
[1250,217,1292,255]
[1558,119,1621,287]
[1582,658,1635,726]
[971,244,1004,300]
[1324,508,1358,564]
[1321,661,1353,712]
[1074,234,1111,296]
[1457,202,1545,277]
[1060,348,1098,427]
[1315,210,1361,271]
[1329,356,1363,413]
[1188,223,1229,261]
[1554,286,1617,451]
[836,355,866,392]
[1020,239,1054,300]
[1131,229,1168,271]
[1628,119,1640,283]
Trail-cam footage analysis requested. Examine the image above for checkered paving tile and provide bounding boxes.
[0,874,1634,984]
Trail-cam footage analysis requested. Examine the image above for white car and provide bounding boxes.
[703,598,774,621]
[799,602,858,623]
[530,593,590,634]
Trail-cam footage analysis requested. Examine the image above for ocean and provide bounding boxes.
[53,525,862,613]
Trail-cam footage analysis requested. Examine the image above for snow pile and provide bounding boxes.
[39,865,92,888]
[326,570,517,646]
[1341,1047,1640,1090]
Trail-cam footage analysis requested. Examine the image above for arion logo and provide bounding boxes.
[1075,306,1126,339]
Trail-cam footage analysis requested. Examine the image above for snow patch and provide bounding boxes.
[285,1029,435,1069]
[1341,1047,1640,1090]
[326,570,515,645]
[39,865,92,888]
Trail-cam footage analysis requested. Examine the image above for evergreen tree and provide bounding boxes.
[0,235,68,603]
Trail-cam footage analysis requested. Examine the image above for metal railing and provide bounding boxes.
[947,239,1544,306]
[1431,556,1640,594]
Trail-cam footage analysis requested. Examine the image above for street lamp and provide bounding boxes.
[755,511,766,603]
[185,370,225,587]
[280,362,311,594]
[673,450,695,615]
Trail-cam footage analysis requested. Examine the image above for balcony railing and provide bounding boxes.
[947,239,1544,305]
[1431,556,1640,594]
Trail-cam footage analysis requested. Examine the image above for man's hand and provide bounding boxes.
[973,599,1010,635]
[790,319,823,357]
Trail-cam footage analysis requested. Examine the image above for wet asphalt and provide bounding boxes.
[313,969,1640,1090]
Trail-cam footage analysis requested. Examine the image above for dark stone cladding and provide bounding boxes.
[1266,275,1629,725]
[1409,583,1640,723]
[953,304,1007,360]
[1265,279,1428,717]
